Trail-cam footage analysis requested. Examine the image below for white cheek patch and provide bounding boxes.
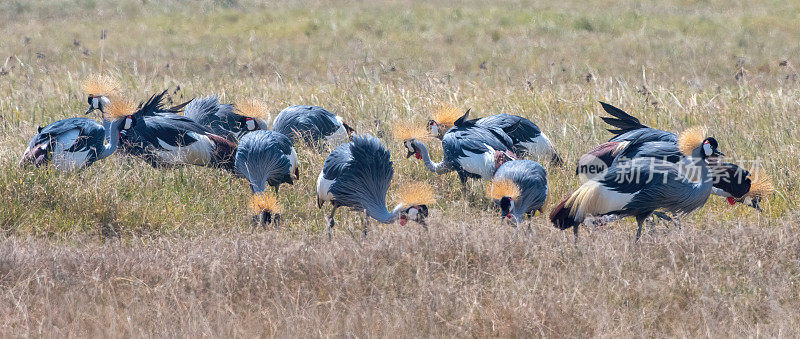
[703,142,712,156]
[92,97,100,109]
[407,207,419,221]
[430,124,439,136]
[509,200,515,213]
[404,140,414,152]
[123,117,132,130]
[246,119,256,130]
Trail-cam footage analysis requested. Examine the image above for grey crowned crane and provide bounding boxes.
[272,105,355,144]
[82,74,121,116]
[235,130,298,194]
[577,101,769,210]
[475,113,562,165]
[112,91,238,171]
[397,112,517,189]
[710,162,774,211]
[248,192,283,229]
[21,98,138,171]
[185,96,270,142]
[487,160,548,224]
[316,134,434,239]
[427,105,562,165]
[551,126,724,241]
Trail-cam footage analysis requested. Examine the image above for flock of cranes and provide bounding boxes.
[20,75,774,240]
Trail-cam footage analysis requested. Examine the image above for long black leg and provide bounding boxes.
[635,213,652,242]
[273,214,281,230]
[458,172,468,195]
[572,224,579,245]
[652,211,672,222]
[362,211,369,240]
[327,204,338,240]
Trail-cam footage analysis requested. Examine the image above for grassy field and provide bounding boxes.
[1,0,799,336]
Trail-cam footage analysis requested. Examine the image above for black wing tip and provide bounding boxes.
[169,98,194,113]
[454,108,471,127]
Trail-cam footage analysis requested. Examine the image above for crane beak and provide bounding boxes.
[406,149,415,159]
[740,197,763,212]
[84,107,96,115]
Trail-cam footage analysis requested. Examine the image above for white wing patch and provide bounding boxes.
[458,144,496,180]
[288,146,298,174]
[569,181,635,221]
[316,171,335,202]
[153,133,214,166]
[519,133,556,159]
[325,124,348,143]
[52,129,90,171]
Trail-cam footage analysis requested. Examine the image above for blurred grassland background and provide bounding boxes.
[1,0,799,336]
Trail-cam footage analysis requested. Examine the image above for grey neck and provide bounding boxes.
[412,139,451,174]
[97,120,121,160]
[365,203,405,224]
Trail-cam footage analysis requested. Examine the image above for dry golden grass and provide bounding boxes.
[1,220,799,337]
[0,0,799,336]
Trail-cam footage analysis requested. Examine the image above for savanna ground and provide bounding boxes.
[1,0,799,336]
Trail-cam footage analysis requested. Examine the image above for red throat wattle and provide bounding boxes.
[727,197,736,205]
[415,152,422,160]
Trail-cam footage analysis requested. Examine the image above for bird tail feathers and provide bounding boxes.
[549,181,602,230]
[599,101,648,135]
[207,133,237,172]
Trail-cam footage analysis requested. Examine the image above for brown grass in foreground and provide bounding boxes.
[1,216,798,337]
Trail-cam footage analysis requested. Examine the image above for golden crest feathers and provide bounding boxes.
[395,182,436,207]
[486,178,521,200]
[746,171,774,198]
[677,126,708,155]
[236,99,270,120]
[105,96,137,120]
[431,104,462,128]
[392,123,430,142]
[249,192,283,214]
[81,74,121,96]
